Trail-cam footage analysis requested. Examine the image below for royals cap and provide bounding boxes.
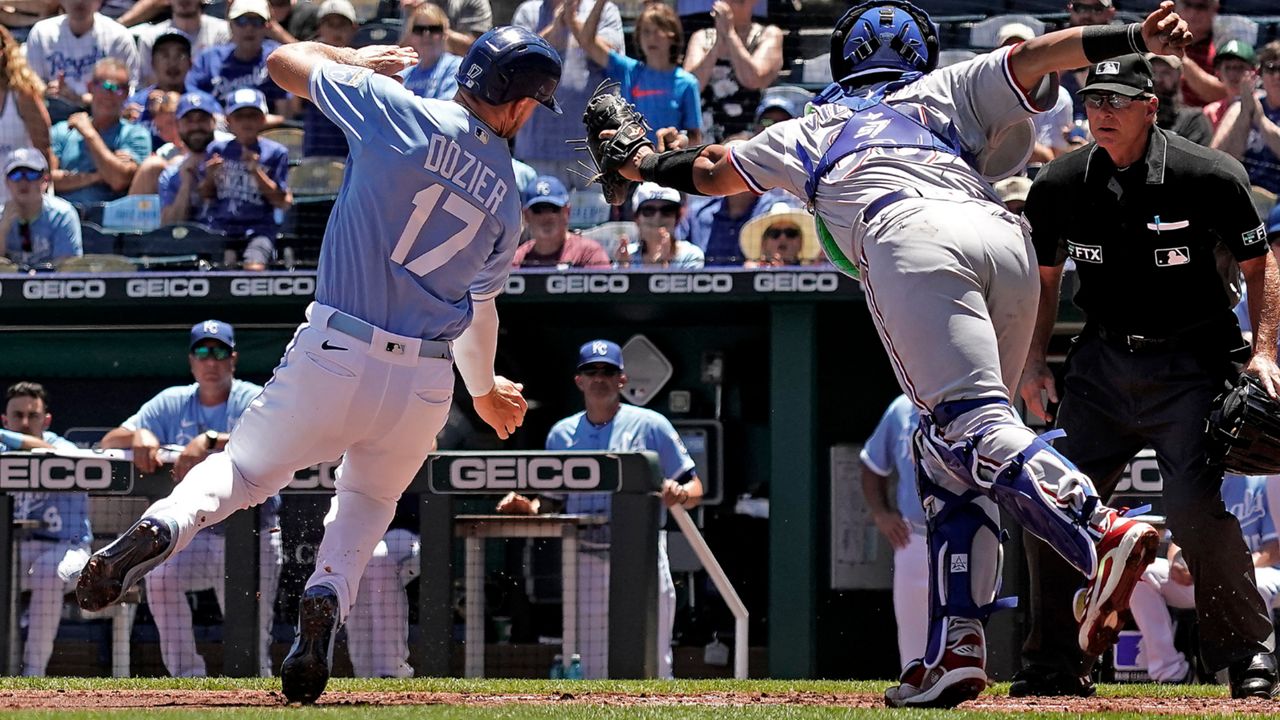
[577,340,623,371]
[190,319,236,350]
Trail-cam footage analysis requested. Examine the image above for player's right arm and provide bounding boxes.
[266,42,419,103]
[1006,1,1190,93]
[455,299,528,440]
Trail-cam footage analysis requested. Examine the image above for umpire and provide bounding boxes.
[1017,54,1280,699]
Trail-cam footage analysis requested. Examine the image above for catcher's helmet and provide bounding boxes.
[456,26,564,114]
[829,0,939,86]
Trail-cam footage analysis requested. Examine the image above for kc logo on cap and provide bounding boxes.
[592,341,609,356]
[1096,61,1120,74]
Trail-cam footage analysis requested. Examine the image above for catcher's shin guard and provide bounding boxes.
[917,398,1099,578]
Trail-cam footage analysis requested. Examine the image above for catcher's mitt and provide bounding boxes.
[1205,373,1280,474]
[572,80,653,206]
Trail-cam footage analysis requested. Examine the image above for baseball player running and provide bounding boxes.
[77,27,557,703]
[595,0,1192,708]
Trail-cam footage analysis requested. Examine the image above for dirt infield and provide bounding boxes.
[0,689,1275,713]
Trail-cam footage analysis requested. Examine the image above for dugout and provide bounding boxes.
[0,266,1095,680]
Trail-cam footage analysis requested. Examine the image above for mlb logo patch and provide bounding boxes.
[1096,61,1120,74]
[1154,247,1190,266]
[1243,223,1267,245]
[1068,242,1103,264]
[950,554,969,573]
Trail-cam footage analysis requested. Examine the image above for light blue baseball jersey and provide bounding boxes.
[859,394,926,527]
[4,431,92,544]
[307,62,521,341]
[3,195,82,265]
[1223,474,1277,558]
[546,403,696,543]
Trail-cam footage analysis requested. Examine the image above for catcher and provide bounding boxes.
[584,0,1196,708]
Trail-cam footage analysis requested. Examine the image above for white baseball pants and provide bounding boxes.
[148,530,283,677]
[576,531,676,679]
[19,539,89,676]
[345,529,420,678]
[892,531,929,671]
[147,302,454,622]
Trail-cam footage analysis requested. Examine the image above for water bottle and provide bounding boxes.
[549,653,565,679]
[566,653,584,680]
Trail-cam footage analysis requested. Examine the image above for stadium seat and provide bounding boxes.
[57,254,136,272]
[353,19,403,48]
[289,157,346,198]
[119,223,230,260]
[80,222,120,255]
[970,14,1046,48]
[262,127,305,160]
[938,49,979,68]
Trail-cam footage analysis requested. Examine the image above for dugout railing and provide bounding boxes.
[0,449,748,679]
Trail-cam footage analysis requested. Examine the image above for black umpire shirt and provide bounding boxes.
[1026,126,1269,338]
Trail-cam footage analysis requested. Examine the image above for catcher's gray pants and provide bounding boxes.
[1022,334,1274,674]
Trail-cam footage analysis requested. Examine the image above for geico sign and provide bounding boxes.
[449,457,601,491]
[288,461,340,490]
[1115,455,1163,493]
[649,273,732,294]
[23,279,106,300]
[504,275,526,295]
[753,272,840,293]
[230,277,316,297]
[127,277,210,298]
[0,456,113,490]
[546,274,628,294]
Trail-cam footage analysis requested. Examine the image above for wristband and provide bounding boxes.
[1080,23,1148,64]
[638,146,710,196]
[0,429,26,450]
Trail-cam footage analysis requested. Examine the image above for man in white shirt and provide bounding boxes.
[24,0,140,106]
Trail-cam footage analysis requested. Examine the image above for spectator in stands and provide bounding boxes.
[400,3,461,100]
[0,381,91,677]
[127,32,195,150]
[738,200,818,268]
[197,88,290,270]
[50,58,151,206]
[678,132,783,265]
[100,320,281,679]
[1128,474,1280,684]
[156,91,222,219]
[127,91,188,195]
[1176,0,1227,107]
[1204,40,1258,129]
[1,149,81,266]
[301,0,360,157]
[0,25,55,206]
[754,87,803,132]
[1061,0,1118,121]
[25,0,140,112]
[617,182,703,269]
[994,175,1031,216]
[571,1,701,144]
[1212,41,1280,195]
[512,0,623,185]
[497,338,703,680]
[403,0,493,55]
[188,0,288,124]
[135,0,230,85]
[683,0,781,141]
[1150,53,1214,146]
[997,24,1073,162]
[266,0,317,45]
[0,0,58,36]
[513,175,611,268]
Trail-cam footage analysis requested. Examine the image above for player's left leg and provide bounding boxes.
[656,531,676,680]
[345,530,417,678]
[1128,559,1192,683]
[19,541,86,676]
[891,530,929,670]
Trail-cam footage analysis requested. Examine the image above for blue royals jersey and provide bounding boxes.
[546,403,696,543]
[1223,474,1277,559]
[122,379,263,445]
[6,432,91,544]
[859,394,926,528]
[307,62,521,341]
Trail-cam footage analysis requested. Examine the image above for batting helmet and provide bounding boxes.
[829,0,939,86]
[456,26,564,114]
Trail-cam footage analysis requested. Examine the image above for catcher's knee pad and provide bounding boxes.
[918,473,1012,667]
[919,398,1099,578]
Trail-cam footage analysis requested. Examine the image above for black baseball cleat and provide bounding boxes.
[281,584,341,704]
[76,517,176,612]
[1228,653,1278,699]
[1008,665,1097,698]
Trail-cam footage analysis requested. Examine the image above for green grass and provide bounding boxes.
[0,678,1259,720]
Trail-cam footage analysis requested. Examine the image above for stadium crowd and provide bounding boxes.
[0,0,1277,271]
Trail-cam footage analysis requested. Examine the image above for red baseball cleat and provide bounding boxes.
[1075,509,1159,656]
[884,618,987,709]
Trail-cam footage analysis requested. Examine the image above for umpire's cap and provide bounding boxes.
[457,26,563,114]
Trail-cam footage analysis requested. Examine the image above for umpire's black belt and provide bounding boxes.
[1091,323,1211,354]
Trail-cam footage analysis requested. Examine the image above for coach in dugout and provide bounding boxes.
[496,339,701,679]
[1017,54,1280,699]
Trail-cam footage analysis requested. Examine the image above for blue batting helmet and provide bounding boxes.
[456,26,563,114]
[829,0,939,86]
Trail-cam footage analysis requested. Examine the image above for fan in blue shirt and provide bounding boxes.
[399,5,463,101]
[569,2,701,144]
[186,0,287,113]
